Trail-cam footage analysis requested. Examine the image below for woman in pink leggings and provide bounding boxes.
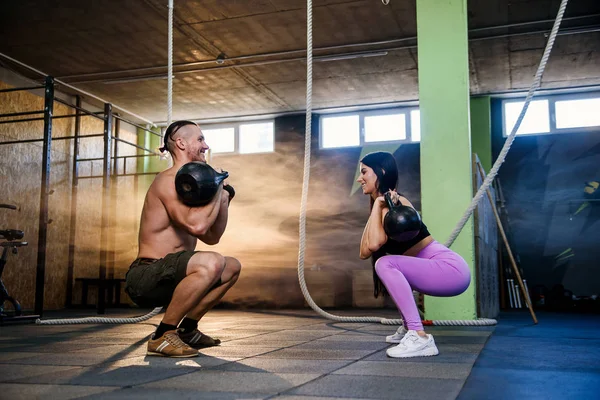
[357,152,471,358]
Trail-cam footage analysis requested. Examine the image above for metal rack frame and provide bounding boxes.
[0,77,162,316]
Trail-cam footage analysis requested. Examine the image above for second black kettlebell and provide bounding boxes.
[383,192,422,242]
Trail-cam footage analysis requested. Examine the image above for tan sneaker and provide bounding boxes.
[178,328,221,349]
[147,330,198,358]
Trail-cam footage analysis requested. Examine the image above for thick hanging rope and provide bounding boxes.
[297,0,569,326]
[36,0,178,325]
[167,0,174,126]
[35,307,162,325]
[444,0,568,249]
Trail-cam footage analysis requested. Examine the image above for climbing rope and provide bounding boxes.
[35,307,162,325]
[444,0,568,249]
[297,0,570,326]
[167,0,174,126]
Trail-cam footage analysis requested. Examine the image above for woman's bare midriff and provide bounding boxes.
[402,235,434,257]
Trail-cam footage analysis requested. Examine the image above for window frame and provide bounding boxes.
[319,112,361,149]
[201,124,237,155]
[319,106,421,150]
[199,119,275,155]
[501,91,600,137]
[554,95,600,132]
[238,121,275,155]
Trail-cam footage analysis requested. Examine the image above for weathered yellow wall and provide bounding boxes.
[1,81,72,310]
[72,112,140,306]
[0,80,140,310]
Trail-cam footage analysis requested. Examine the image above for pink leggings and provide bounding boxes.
[374,240,471,331]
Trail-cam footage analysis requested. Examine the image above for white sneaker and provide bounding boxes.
[385,326,408,343]
[386,330,439,358]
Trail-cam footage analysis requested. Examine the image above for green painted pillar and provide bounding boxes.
[136,127,151,193]
[147,130,167,172]
[136,127,168,190]
[136,127,147,174]
[417,0,477,321]
[470,96,492,172]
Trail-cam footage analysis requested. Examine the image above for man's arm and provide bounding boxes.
[198,190,229,245]
[159,175,224,238]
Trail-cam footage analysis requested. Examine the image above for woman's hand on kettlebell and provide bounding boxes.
[386,190,401,206]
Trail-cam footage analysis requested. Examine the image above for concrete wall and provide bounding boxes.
[492,99,600,299]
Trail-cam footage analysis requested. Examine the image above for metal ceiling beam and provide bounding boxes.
[151,83,600,126]
[0,52,156,126]
[63,24,600,85]
[56,13,600,82]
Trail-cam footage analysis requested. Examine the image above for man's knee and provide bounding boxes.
[225,256,242,277]
[188,252,226,280]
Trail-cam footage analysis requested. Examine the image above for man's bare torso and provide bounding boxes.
[137,168,197,259]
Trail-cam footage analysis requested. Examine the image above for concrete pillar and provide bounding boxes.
[470,96,492,172]
[417,0,477,321]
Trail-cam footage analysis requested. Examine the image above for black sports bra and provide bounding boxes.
[380,220,431,255]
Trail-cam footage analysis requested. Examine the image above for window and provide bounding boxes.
[503,100,550,136]
[321,115,360,148]
[502,93,600,137]
[198,120,274,155]
[239,122,274,154]
[555,98,600,129]
[364,113,406,143]
[202,127,235,154]
[320,108,420,149]
[410,110,421,142]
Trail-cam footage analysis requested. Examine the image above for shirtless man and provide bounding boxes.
[125,120,241,358]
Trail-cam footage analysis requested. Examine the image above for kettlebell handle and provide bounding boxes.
[213,167,229,184]
[215,168,229,179]
[384,192,396,209]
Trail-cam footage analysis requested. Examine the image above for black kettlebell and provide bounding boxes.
[175,162,229,206]
[383,192,422,242]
